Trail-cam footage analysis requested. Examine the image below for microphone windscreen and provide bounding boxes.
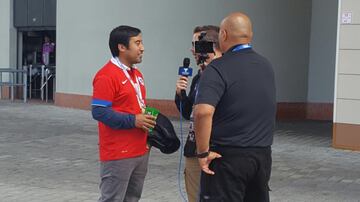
[183,58,190,67]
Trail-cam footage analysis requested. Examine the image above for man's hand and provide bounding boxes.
[135,114,156,132]
[198,151,222,175]
[175,76,188,95]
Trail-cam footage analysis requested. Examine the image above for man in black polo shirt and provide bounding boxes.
[194,12,276,202]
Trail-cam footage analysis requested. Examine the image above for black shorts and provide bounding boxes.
[200,146,272,202]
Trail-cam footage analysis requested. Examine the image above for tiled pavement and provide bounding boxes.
[0,101,359,202]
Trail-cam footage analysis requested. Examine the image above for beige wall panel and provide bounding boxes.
[339,25,360,49]
[0,0,16,70]
[338,50,360,74]
[341,0,360,24]
[337,75,360,99]
[0,0,11,68]
[336,99,360,124]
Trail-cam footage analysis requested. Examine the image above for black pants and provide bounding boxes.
[200,146,272,202]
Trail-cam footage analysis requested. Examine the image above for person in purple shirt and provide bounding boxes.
[42,36,55,66]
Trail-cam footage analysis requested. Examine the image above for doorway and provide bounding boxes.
[21,30,56,101]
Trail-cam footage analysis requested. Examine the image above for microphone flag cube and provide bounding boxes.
[178,67,193,77]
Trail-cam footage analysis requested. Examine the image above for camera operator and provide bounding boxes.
[174,25,222,202]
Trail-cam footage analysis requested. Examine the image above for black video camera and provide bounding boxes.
[194,32,214,65]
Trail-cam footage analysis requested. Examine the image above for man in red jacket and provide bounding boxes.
[92,25,156,202]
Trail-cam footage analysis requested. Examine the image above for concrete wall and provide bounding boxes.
[335,0,360,124]
[0,0,17,69]
[308,0,338,103]
[333,0,360,150]
[56,0,312,101]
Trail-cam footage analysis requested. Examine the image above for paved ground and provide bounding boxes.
[0,100,359,202]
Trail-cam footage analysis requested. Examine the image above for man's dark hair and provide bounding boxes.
[109,25,141,57]
[193,25,220,34]
[193,25,220,50]
[203,29,220,50]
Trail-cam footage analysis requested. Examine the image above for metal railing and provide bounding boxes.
[0,68,27,102]
[27,64,55,102]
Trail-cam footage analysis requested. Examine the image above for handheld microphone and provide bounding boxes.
[178,58,192,76]
[178,58,192,98]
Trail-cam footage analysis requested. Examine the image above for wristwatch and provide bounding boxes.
[196,151,209,158]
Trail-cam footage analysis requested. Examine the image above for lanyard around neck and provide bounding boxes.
[232,44,252,52]
[115,57,146,110]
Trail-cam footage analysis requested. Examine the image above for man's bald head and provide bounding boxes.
[219,12,253,52]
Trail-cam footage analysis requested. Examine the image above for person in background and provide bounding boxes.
[42,35,55,66]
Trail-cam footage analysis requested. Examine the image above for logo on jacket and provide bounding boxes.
[137,77,145,86]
